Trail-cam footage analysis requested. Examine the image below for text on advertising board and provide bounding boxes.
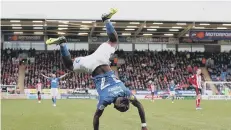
[189,30,231,40]
[5,35,44,41]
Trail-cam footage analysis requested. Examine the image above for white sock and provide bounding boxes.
[60,43,65,47]
[104,19,110,24]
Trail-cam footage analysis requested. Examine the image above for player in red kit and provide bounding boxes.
[189,69,202,110]
[36,80,42,103]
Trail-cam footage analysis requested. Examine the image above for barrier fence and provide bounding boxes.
[2,89,231,100]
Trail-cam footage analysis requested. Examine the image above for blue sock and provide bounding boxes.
[172,96,174,101]
[105,20,115,35]
[54,97,56,104]
[60,44,70,56]
[52,98,54,104]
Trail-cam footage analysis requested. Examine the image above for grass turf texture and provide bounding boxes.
[2,100,231,130]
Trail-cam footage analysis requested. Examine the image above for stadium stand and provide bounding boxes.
[1,49,19,86]
[24,49,94,89]
[206,52,231,82]
[117,50,202,90]
[6,48,230,91]
[1,48,231,93]
[206,51,231,94]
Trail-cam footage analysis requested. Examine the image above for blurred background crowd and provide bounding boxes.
[1,48,231,94]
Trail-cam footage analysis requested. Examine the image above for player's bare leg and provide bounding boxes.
[45,8,118,72]
[46,37,73,71]
[52,96,57,107]
[102,8,118,43]
[171,94,175,103]
[151,93,154,102]
[38,92,41,103]
[196,94,202,110]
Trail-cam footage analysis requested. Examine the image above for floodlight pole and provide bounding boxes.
[90,22,96,38]
[134,21,146,37]
[177,24,193,38]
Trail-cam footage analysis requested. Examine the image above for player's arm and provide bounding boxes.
[41,74,50,79]
[93,100,109,130]
[58,73,68,79]
[129,97,147,130]
[35,84,38,90]
[188,75,194,84]
[189,75,196,87]
[93,109,104,130]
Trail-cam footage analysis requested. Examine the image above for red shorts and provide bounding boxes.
[37,91,41,95]
[194,87,202,95]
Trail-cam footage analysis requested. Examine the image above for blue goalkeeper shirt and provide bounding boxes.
[92,71,131,110]
[49,78,60,88]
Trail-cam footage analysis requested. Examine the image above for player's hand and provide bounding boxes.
[142,127,148,130]
[192,85,197,88]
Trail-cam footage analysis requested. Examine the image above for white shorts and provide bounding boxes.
[170,91,175,95]
[73,42,116,72]
[51,88,58,97]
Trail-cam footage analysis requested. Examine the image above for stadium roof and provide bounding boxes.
[1,19,231,38]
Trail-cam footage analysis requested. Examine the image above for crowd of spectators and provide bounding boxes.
[117,50,202,91]
[206,52,231,82]
[1,48,231,92]
[24,50,94,89]
[1,49,20,86]
[206,52,231,94]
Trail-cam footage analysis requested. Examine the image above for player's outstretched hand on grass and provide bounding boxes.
[142,127,148,130]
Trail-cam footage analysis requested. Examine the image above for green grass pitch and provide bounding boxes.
[2,100,231,130]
